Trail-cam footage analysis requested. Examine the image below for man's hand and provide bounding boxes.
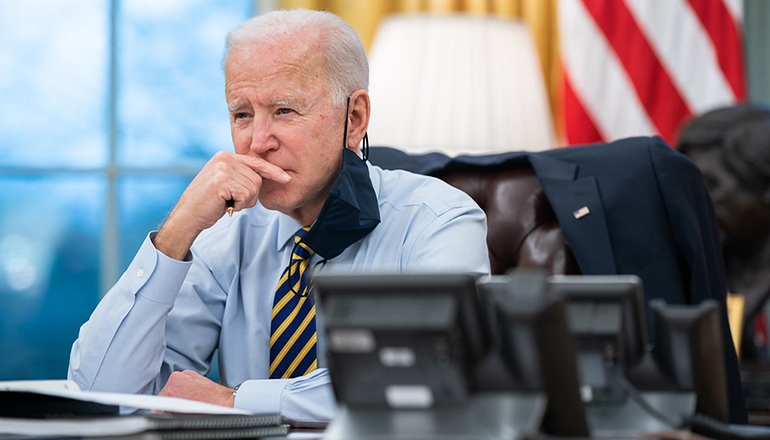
[158,370,235,408]
[155,151,291,260]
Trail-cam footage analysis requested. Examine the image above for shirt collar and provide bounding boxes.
[276,214,305,252]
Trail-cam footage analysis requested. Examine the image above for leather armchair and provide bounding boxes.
[435,166,580,276]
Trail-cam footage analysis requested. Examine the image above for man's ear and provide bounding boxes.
[346,90,371,151]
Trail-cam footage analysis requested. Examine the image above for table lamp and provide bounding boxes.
[366,13,556,155]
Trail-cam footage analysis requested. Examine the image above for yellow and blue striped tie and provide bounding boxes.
[269,227,317,379]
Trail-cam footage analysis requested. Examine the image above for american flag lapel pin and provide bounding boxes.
[573,206,590,219]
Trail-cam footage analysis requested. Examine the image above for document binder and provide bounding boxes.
[0,390,119,417]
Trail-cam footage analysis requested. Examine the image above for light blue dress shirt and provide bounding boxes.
[68,163,490,422]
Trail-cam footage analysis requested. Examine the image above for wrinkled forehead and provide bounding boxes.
[226,34,336,106]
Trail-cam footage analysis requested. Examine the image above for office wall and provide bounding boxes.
[746,0,770,102]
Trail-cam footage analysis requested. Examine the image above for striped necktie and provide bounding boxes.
[269,227,318,379]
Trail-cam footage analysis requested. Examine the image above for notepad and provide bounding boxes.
[0,413,287,438]
[0,380,249,415]
[0,380,288,439]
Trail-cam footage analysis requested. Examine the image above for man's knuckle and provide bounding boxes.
[212,150,229,161]
[213,160,230,174]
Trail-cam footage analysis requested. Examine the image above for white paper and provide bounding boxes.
[0,380,249,415]
[0,379,81,392]
[0,416,155,437]
[288,433,325,439]
[36,388,251,414]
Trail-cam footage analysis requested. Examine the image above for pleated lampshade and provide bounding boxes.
[366,13,556,155]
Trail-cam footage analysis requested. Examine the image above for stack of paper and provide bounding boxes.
[0,380,288,439]
[0,413,287,438]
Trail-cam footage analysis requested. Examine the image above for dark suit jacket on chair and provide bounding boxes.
[370,136,746,423]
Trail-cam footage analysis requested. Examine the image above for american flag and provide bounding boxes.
[559,0,746,147]
[573,206,591,219]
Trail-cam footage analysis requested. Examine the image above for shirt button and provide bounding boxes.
[137,269,145,278]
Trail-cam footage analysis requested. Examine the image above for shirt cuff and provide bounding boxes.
[232,370,337,422]
[234,378,290,414]
[130,232,193,304]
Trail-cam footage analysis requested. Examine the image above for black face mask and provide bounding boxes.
[303,147,380,259]
[302,97,379,259]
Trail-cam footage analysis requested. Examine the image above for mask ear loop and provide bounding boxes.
[342,95,350,153]
[286,241,310,298]
[288,240,305,297]
[342,94,369,162]
[288,237,319,298]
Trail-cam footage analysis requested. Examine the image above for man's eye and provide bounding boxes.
[234,112,250,119]
[277,108,294,115]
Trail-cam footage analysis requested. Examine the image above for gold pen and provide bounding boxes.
[226,198,235,216]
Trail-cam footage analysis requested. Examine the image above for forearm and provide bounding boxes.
[68,233,192,394]
[154,207,203,261]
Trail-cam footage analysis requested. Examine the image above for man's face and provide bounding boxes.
[224,35,346,225]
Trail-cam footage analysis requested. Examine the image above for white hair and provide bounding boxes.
[223,9,369,108]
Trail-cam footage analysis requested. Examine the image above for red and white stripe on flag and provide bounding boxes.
[559,0,746,147]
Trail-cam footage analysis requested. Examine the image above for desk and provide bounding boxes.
[323,393,546,440]
[311,392,698,440]
[588,392,695,434]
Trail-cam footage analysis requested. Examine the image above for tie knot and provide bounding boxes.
[294,226,310,242]
[292,227,314,260]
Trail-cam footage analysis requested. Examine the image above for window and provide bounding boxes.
[0,0,253,380]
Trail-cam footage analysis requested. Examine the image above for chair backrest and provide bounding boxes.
[434,165,580,276]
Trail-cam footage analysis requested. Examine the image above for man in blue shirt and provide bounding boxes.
[68,9,489,422]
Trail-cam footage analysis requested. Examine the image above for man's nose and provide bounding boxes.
[250,119,279,155]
